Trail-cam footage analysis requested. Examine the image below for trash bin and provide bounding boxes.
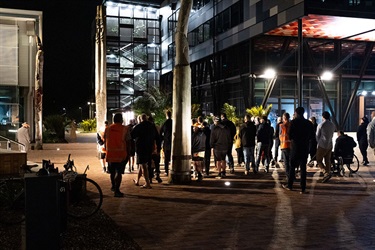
[24,173,65,250]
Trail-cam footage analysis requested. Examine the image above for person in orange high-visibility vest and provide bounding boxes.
[279,113,291,188]
[104,113,131,197]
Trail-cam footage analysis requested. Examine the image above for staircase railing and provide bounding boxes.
[0,135,26,152]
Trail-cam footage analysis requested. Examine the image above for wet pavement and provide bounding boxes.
[27,132,375,250]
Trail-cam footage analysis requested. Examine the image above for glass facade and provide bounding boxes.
[105,2,160,110]
[103,0,375,131]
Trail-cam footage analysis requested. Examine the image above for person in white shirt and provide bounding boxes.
[17,122,30,152]
[316,111,336,183]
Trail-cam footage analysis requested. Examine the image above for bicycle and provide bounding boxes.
[62,154,103,219]
[331,153,360,177]
[0,177,25,224]
[0,154,103,224]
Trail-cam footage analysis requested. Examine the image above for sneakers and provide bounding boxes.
[197,174,203,182]
[103,167,107,173]
[244,170,249,175]
[229,168,234,174]
[322,174,332,183]
[282,184,292,191]
[156,176,163,183]
[363,161,369,166]
[114,191,124,197]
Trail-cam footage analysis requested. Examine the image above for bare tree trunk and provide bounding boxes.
[95,5,107,129]
[34,37,43,150]
[169,0,193,184]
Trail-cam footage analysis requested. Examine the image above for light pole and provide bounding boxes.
[87,102,95,119]
[79,107,82,121]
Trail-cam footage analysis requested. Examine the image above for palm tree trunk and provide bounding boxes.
[169,0,193,184]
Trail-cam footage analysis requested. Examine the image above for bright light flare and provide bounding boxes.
[224,181,231,186]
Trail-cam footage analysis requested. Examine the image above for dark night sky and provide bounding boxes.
[0,0,101,119]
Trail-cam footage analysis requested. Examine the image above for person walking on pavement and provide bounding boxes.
[160,110,172,176]
[192,123,206,181]
[97,121,109,173]
[357,116,369,166]
[316,111,336,183]
[239,114,257,175]
[220,113,236,173]
[279,113,291,184]
[284,107,315,194]
[147,115,162,184]
[131,114,159,189]
[197,116,212,177]
[272,116,282,166]
[367,111,375,157]
[308,116,318,166]
[17,122,31,152]
[104,113,131,197]
[234,127,244,168]
[210,117,232,178]
[255,116,272,173]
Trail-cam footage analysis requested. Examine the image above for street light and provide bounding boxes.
[87,102,95,119]
[79,107,82,121]
[62,108,66,116]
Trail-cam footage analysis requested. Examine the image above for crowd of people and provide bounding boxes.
[95,109,375,197]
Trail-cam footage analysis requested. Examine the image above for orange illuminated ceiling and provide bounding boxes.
[266,14,375,41]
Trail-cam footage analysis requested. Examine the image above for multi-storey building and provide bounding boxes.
[0,8,42,139]
[99,0,375,130]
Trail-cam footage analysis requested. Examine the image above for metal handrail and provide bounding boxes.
[0,135,26,152]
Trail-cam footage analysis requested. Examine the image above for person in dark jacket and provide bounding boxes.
[197,116,212,176]
[131,114,160,189]
[357,116,369,166]
[220,113,236,173]
[210,117,232,178]
[192,123,207,181]
[239,114,257,174]
[284,107,315,194]
[272,116,282,165]
[334,130,357,159]
[308,116,318,166]
[160,110,172,176]
[255,115,272,173]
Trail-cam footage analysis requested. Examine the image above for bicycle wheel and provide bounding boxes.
[347,154,359,173]
[0,179,25,224]
[66,177,103,218]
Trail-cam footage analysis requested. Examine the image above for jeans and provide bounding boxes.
[255,142,270,170]
[281,148,290,181]
[225,144,234,168]
[243,146,255,171]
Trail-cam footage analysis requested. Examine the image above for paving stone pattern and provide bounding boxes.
[27,132,375,250]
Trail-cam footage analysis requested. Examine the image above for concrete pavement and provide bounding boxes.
[27,132,375,250]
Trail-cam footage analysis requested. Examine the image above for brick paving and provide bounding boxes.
[27,132,375,250]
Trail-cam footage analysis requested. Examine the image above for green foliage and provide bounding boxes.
[132,85,172,126]
[80,118,97,132]
[246,104,273,118]
[222,103,240,126]
[191,104,201,119]
[43,115,68,143]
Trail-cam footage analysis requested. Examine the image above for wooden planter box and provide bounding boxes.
[0,150,27,176]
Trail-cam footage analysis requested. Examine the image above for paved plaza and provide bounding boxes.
[27,132,375,250]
